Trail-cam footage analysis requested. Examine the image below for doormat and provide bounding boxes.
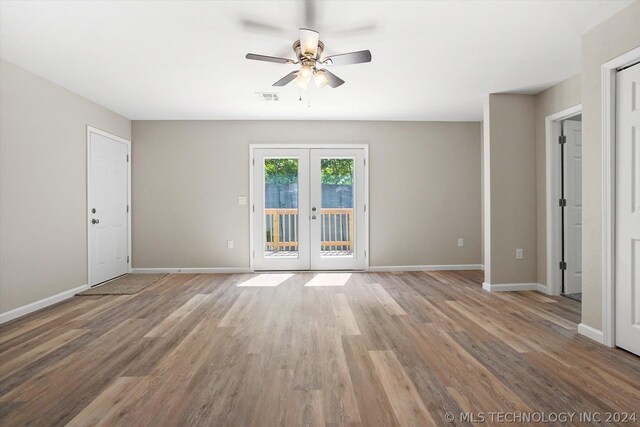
[563,293,582,302]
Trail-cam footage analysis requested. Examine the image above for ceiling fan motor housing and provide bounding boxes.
[293,40,324,64]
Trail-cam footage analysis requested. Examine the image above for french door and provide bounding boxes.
[253,147,366,271]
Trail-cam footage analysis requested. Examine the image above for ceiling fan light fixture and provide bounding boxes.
[313,70,328,88]
[295,73,309,90]
[299,64,312,80]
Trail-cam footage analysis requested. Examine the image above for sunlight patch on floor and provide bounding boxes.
[237,273,294,287]
[304,273,352,287]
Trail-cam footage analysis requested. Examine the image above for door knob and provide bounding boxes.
[312,215,317,220]
[92,219,100,224]
[311,207,317,212]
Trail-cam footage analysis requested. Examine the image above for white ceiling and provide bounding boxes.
[0,0,633,121]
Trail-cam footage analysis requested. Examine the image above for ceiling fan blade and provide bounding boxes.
[240,19,288,37]
[323,50,372,66]
[273,71,298,87]
[322,69,345,88]
[329,24,377,38]
[299,28,319,58]
[246,53,296,64]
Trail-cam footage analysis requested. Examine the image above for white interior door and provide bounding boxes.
[253,148,310,270]
[563,119,582,294]
[310,148,366,270]
[89,130,129,286]
[615,63,640,356]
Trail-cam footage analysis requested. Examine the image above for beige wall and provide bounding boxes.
[534,74,581,286]
[580,1,640,330]
[0,60,131,314]
[484,94,537,284]
[131,121,482,269]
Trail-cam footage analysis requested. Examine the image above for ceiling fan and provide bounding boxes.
[245,28,372,89]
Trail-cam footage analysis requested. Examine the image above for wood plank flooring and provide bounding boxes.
[1,271,639,426]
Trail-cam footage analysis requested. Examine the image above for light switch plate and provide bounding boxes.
[516,248,523,260]
[237,196,247,205]
[458,238,464,247]
[227,240,234,249]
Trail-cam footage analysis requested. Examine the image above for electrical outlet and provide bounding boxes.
[458,238,464,247]
[227,240,234,249]
[516,248,524,260]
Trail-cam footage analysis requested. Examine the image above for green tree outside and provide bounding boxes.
[263,158,353,185]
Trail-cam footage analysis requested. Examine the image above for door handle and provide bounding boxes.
[92,219,100,224]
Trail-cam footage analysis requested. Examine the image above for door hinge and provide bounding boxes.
[364,158,366,166]
[252,158,255,166]
[252,251,255,259]
[559,198,567,207]
[127,255,130,264]
[252,204,255,213]
[558,135,566,144]
[364,251,367,258]
[364,204,367,212]
[127,205,129,212]
[126,154,129,162]
[559,261,567,270]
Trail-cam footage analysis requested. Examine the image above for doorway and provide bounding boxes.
[87,127,131,286]
[613,62,639,355]
[251,145,368,271]
[545,104,582,297]
[600,47,640,353]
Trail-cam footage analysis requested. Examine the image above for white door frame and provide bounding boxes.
[545,104,582,296]
[87,126,132,287]
[601,46,640,347]
[249,144,369,272]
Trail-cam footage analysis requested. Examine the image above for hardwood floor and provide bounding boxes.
[1,271,639,426]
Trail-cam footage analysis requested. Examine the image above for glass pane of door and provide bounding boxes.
[319,158,354,258]
[254,148,309,271]
[264,158,299,258]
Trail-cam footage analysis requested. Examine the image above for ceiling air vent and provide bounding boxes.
[255,92,280,102]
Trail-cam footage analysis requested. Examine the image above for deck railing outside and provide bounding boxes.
[264,208,353,252]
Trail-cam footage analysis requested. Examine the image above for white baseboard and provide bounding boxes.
[368,264,483,272]
[130,267,252,274]
[535,283,553,295]
[578,323,605,345]
[0,284,89,325]
[133,266,483,274]
[483,282,553,294]
[482,282,542,292]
